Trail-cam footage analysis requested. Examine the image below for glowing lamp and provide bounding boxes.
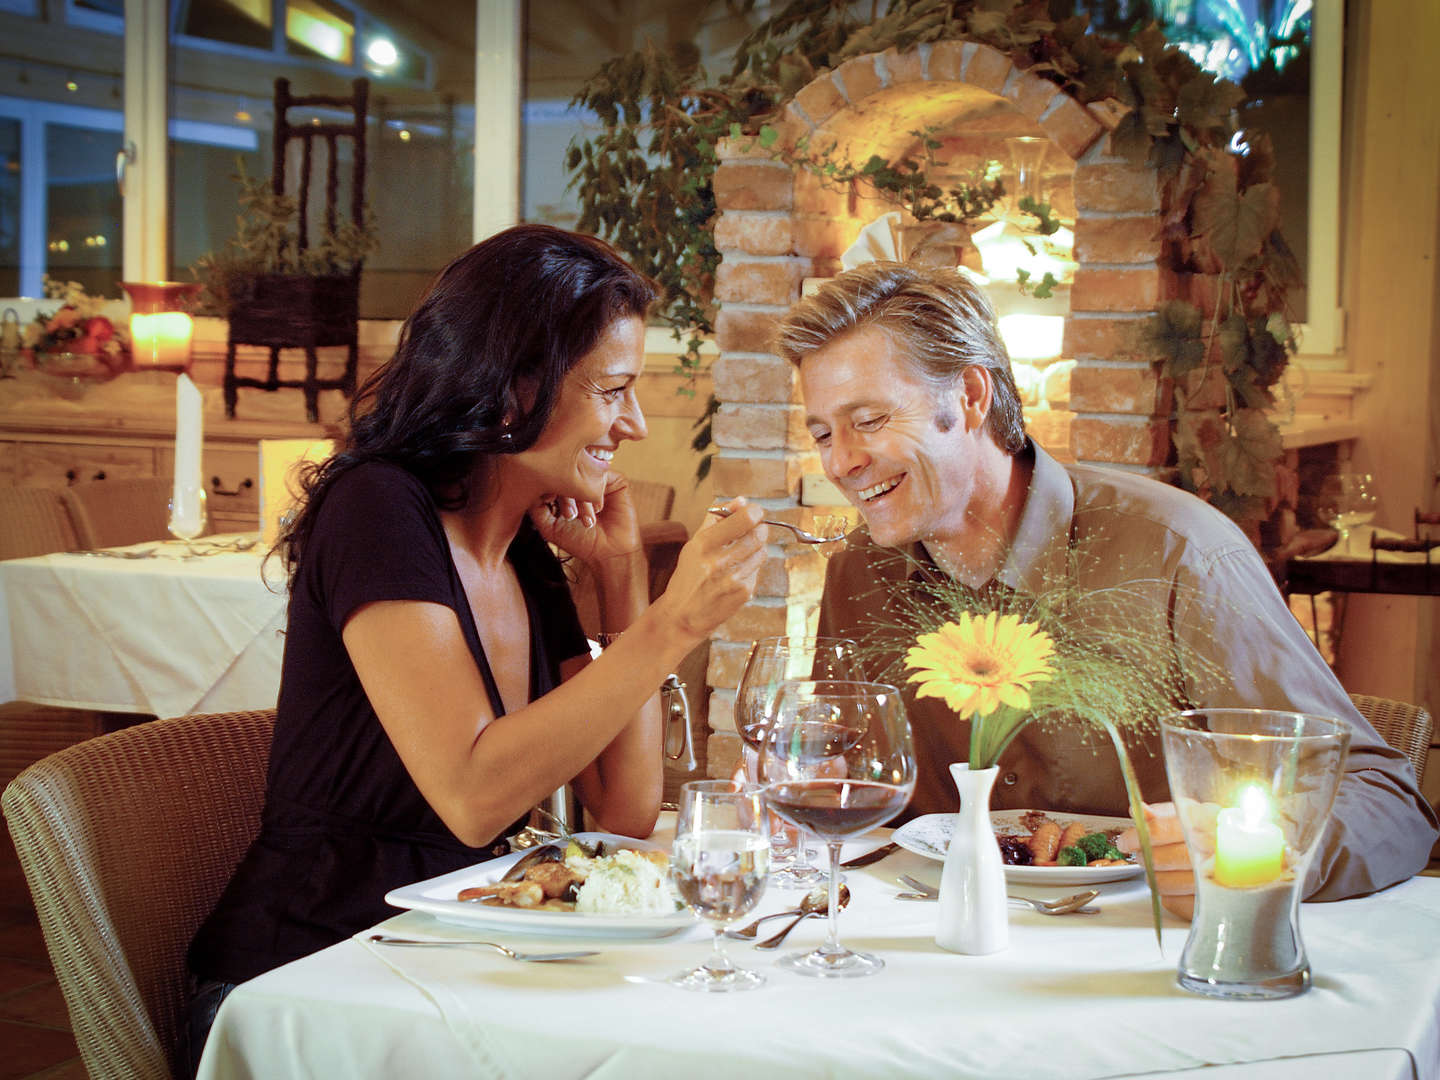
[121,282,202,372]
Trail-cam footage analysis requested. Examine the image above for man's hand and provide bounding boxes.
[1117,801,1196,921]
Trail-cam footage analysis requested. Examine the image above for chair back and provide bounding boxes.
[1,709,275,1080]
[1350,693,1433,784]
[628,478,676,524]
[0,485,83,559]
[63,476,179,549]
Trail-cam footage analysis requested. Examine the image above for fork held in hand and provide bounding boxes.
[707,505,846,545]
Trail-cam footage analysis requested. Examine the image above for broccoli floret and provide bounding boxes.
[1076,832,1124,861]
[1057,845,1088,866]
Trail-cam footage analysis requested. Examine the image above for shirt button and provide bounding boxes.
[1002,772,1019,786]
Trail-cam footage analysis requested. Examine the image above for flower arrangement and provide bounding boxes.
[861,543,1230,941]
[23,278,130,374]
[905,611,1056,767]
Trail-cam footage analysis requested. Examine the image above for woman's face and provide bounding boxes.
[511,315,648,504]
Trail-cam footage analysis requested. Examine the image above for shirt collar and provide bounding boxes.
[994,438,1075,596]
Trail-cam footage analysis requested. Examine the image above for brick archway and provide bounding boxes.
[703,41,1173,775]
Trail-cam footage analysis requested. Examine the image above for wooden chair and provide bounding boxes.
[1350,693,1433,785]
[1,709,275,1080]
[63,476,181,549]
[0,485,83,560]
[628,478,676,524]
[223,77,369,421]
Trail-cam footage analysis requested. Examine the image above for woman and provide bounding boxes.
[184,225,767,1068]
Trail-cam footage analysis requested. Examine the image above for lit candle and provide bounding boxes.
[1214,784,1285,888]
[130,310,195,369]
[121,281,201,372]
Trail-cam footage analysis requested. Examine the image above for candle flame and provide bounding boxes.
[1238,783,1272,828]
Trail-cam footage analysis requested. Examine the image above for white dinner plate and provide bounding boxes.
[385,832,696,939]
[892,811,1145,885]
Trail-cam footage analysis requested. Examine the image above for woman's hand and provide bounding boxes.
[531,472,641,566]
[651,498,768,641]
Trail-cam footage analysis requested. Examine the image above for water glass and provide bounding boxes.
[668,779,770,992]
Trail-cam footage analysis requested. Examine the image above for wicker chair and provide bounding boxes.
[63,476,181,549]
[0,484,83,560]
[628,478,676,524]
[1350,693,1433,784]
[1,709,275,1080]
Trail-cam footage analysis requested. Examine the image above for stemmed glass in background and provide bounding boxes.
[735,636,860,890]
[1319,469,1379,554]
[167,487,208,551]
[667,779,771,993]
[760,680,915,978]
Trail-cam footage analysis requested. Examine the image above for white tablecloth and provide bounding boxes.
[0,536,287,718]
[197,835,1440,1080]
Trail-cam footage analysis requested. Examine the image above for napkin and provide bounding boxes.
[841,211,901,269]
[170,374,205,536]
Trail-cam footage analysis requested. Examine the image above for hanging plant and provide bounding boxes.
[567,0,1303,526]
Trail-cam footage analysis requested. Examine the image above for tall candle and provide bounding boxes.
[1214,784,1285,888]
[171,374,205,537]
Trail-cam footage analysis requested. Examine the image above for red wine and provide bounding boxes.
[766,780,909,841]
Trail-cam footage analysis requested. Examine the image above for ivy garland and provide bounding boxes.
[567,0,1302,526]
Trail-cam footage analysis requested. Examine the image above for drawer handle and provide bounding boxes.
[64,469,107,483]
[210,476,254,498]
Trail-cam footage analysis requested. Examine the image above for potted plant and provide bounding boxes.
[192,160,378,349]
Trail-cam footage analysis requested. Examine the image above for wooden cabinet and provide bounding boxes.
[15,441,158,487]
[0,384,331,539]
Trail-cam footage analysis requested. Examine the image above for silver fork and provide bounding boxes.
[366,934,598,962]
[707,505,846,545]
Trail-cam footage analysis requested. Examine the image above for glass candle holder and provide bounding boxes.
[1160,708,1350,1000]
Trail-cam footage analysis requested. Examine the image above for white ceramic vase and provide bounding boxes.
[935,762,1009,955]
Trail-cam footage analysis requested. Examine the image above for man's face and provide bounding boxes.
[799,325,985,549]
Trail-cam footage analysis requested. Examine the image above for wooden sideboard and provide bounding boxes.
[0,373,336,534]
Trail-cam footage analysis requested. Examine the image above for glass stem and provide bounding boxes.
[823,841,844,953]
[708,925,732,973]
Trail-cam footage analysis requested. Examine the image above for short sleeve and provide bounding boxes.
[306,462,456,632]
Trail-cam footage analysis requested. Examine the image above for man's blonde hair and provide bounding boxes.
[776,261,1026,454]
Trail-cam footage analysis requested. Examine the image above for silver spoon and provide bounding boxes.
[724,885,829,940]
[754,884,851,949]
[707,505,847,545]
[366,934,597,962]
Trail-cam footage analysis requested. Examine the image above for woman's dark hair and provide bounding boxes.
[277,224,657,579]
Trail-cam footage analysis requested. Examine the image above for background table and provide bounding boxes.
[0,536,286,719]
[197,832,1440,1080]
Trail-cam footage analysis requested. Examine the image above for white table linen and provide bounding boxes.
[0,536,286,718]
[197,834,1440,1080]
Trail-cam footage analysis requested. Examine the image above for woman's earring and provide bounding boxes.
[499,429,514,444]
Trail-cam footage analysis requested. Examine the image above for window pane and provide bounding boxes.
[183,0,274,51]
[0,118,18,295]
[45,122,122,297]
[172,0,474,318]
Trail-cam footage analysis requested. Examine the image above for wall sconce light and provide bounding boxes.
[120,281,202,372]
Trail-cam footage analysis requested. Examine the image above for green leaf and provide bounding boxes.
[1221,408,1283,498]
[1193,169,1276,269]
[758,124,779,148]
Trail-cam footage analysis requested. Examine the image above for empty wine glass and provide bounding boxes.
[168,486,208,552]
[667,779,770,992]
[761,680,915,978]
[735,636,860,890]
[1321,470,1379,554]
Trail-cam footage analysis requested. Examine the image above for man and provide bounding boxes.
[777,260,1437,913]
